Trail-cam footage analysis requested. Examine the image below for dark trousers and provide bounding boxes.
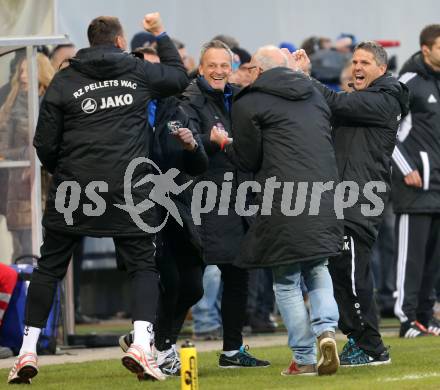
[247,268,274,321]
[394,214,440,326]
[154,220,204,351]
[25,229,159,328]
[329,229,385,357]
[218,263,249,351]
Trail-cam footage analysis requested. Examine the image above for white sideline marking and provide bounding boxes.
[379,372,440,382]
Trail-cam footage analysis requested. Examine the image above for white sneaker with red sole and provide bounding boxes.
[8,352,39,384]
[121,344,166,381]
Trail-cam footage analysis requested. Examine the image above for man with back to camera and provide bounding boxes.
[391,24,440,338]
[230,45,342,376]
[7,12,188,384]
[117,46,209,377]
[295,41,409,366]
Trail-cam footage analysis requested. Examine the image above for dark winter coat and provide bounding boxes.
[181,77,252,265]
[314,74,409,246]
[34,35,188,236]
[231,67,343,268]
[391,52,440,213]
[151,96,208,261]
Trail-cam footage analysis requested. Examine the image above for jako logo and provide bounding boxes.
[99,94,133,109]
[81,98,97,114]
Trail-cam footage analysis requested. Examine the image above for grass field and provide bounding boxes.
[1,336,439,389]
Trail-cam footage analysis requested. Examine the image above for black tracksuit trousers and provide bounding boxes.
[394,213,440,326]
[25,229,159,328]
[329,228,386,357]
[154,219,204,351]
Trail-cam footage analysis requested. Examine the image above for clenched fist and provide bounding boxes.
[143,12,165,36]
[173,128,198,151]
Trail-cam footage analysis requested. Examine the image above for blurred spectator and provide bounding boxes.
[335,33,357,53]
[301,36,331,56]
[133,46,160,63]
[0,54,54,258]
[130,31,157,51]
[192,265,223,340]
[246,269,277,333]
[228,46,253,87]
[212,34,239,50]
[310,48,348,90]
[0,263,18,358]
[36,46,50,58]
[339,60,353,92]
[279,41,297,53]
[172,38,196,73]
[50,44,76,70]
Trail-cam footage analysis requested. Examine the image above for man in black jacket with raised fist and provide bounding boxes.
[391,24,440,338]
[295,41,409,367]
[8,13,188,384]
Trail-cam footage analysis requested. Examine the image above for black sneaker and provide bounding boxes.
[340,339,391,367]
[399,321,430,338]
[218,345,270,368]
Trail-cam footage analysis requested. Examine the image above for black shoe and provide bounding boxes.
[219,345,270,368]
[340,341,391,367]
[399,321,430,338]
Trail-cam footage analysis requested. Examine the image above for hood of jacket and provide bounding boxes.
[367,73,410,118]
[237,67,313,101]
[69,45,137,79]
[400,51,440,81]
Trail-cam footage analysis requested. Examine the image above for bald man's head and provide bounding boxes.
[248,45,289,83]
[254,46,288,70]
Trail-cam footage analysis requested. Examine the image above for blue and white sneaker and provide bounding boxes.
[340,338,391,367]
[219,345,270,368]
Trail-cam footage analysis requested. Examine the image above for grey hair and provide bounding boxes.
[253,45,288,71]
[354,41,388,66]
[199,40,234,65]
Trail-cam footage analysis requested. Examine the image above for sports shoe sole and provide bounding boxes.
[317,338,339,375]
[281,371,317,376]
[121,355,165,381]
[8,365,38,384]
[219,364,270,369]
[340,358,391,367]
